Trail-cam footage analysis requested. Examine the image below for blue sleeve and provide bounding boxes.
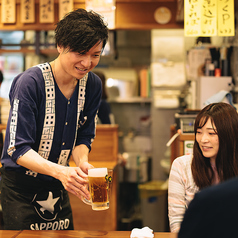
[5,68,44,163]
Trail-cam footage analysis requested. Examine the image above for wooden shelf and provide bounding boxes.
[108,97,151,103]
[170,124,195,163]
[0,40,58,55]
[0,48,58,56]
[115,0,183,30]
[179,133,195,141]
[0,124,7,131]
[40,48,58,55]
[0,49,35,54]
[179,134,195,157]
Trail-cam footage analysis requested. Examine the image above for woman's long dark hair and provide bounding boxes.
[191,102,238,189]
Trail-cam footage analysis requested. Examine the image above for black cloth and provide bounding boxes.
[1,169,74,230]
[98,99,111,124]
[178,176,238,238]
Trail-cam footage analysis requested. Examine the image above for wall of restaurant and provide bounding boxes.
[1,28,238,183]
[100,28,238,182]
[150,29,232,181]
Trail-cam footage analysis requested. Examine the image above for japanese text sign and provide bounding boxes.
[59,0,73,20]
[39,0,54,23]
[20,0,35,23]
[1,0,16,23]
[184,0,234,37]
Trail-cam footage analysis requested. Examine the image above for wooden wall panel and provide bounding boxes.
[0,0,183,30]
[0,0,85,30]
[89,125,118,163]
[116,1,183,30]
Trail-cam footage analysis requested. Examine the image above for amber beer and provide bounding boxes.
[88,168,109,210]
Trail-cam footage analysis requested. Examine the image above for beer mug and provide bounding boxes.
[82,168,112,211]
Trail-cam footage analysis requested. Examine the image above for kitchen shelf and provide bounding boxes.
[0,40,57,55]
[0,49,35,54]
[0,48,58,56]
[108,97,151,103]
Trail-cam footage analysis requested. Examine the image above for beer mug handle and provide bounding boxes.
[81,184,92,205]
[82,196,92,206]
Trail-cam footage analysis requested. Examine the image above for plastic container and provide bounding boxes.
[138,180,169,232]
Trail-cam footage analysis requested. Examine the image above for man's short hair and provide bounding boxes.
[55,8,108,54]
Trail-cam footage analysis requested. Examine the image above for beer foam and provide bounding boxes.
[88,168,107,177]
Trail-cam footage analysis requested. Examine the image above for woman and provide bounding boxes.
[168,102,238,233]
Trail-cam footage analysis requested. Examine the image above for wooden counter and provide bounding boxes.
[0,230,22,237]
[1,230,177,238]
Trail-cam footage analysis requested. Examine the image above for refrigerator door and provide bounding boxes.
[196,76,232,109]
[0,54,24,99]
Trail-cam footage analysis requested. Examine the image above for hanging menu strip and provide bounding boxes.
[59,0,74,20]
[39,0,54,23]
[201,0,217,36]
[20,0,35,23]
[184,0,234,37]
[184,0,202,36]
[1,0,16,23]
[218,0,235,36]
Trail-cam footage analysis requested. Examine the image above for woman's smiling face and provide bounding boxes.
[196,117,219,163]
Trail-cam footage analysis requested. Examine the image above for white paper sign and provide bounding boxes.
[85,0,116,29]
[151,62,186,87]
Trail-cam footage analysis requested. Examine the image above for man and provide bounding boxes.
[178,176,238,238]
[0,8,108,230]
